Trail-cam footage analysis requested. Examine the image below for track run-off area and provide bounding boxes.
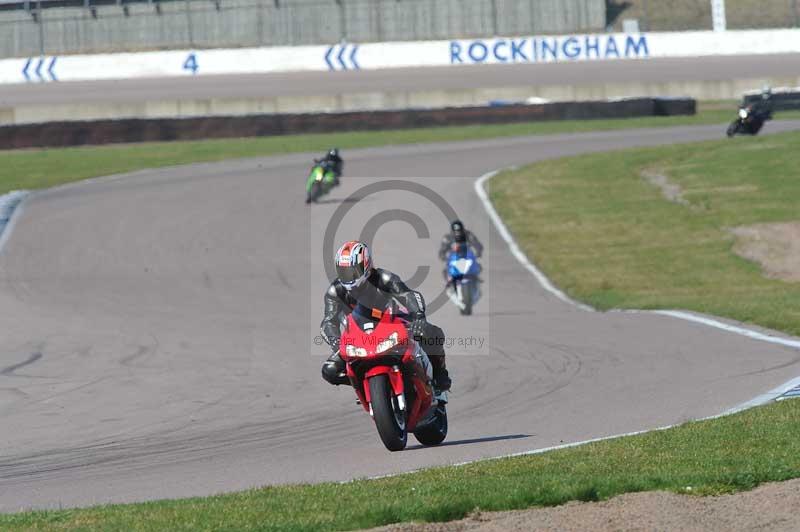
[2,122,800,511]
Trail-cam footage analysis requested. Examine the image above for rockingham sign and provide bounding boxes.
[449,35,649,64]
[0,29,799,84]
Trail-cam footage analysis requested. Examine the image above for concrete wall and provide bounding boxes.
[2,76,793,126]
[4,29,800,85]
[0,0,605,59]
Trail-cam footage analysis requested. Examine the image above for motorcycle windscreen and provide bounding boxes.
[448,251,479,276]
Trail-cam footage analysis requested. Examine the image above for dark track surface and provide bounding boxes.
[2,122,800,511]
[3,54,800,106]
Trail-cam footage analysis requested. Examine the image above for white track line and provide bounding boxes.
[451,375,800,470]
[453,372,799,467]
[475,169,800,359]
[356,372,800,483]
[474,168,800,414]
[473,171,594,312]
[651,310,800,351]
[0,190,29,255]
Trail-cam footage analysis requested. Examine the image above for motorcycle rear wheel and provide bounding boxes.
[369,375,408,451]
[413,405,448,446]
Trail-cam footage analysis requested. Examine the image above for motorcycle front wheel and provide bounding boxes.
[369,375,408,451]
[457,282,472,316]
[726,121,740,138]
[305,181,322,204]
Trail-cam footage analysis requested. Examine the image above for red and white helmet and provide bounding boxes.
[335,241,372,290]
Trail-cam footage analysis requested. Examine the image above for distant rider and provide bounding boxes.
[742,86,774,122]
[320,240,451,391]
[754,86,774,120]
[439,220,483,262]
[315,148,344,185]
[734,87,773,136]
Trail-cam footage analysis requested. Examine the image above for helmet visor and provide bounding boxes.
[337,261,367,285]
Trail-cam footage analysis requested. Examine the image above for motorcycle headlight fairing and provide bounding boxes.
[346,344,368,358]
[739,109,748,119]
[376,332,399,354]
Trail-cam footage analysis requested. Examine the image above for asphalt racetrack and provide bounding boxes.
[2,122,800,511]
[3,54,800,106]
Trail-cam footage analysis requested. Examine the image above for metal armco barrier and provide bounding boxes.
[0,97,695,150]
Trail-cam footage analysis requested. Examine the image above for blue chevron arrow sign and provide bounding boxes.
[47,56,58,81]
[324,43,360,71]
[22,56,58,82]
[22,58,32,81]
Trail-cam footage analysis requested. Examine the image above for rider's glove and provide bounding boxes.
[410,313,427,339]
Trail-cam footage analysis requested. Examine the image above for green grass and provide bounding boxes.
[489,128,800,334]
[1,400,798,531]
[0,106,753,196]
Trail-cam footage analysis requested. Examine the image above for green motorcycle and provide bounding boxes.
[305,162,338,204]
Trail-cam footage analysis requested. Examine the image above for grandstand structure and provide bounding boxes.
[0,0,604,58]
[3,0,798,60]
[608,0,800,32]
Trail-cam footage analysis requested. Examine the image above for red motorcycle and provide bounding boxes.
[340,304,448,451]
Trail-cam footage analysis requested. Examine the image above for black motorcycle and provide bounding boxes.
[727,105,771,137]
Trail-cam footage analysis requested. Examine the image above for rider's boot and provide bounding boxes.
[321,352,350,386]
[430,355,451,392]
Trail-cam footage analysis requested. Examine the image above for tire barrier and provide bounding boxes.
[0,97,695,150]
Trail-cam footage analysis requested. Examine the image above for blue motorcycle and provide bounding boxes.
[446,246,482,315]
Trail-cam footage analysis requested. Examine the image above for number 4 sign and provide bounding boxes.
[183,53,199,74]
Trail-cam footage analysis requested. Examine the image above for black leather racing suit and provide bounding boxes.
[320,268,448,387]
